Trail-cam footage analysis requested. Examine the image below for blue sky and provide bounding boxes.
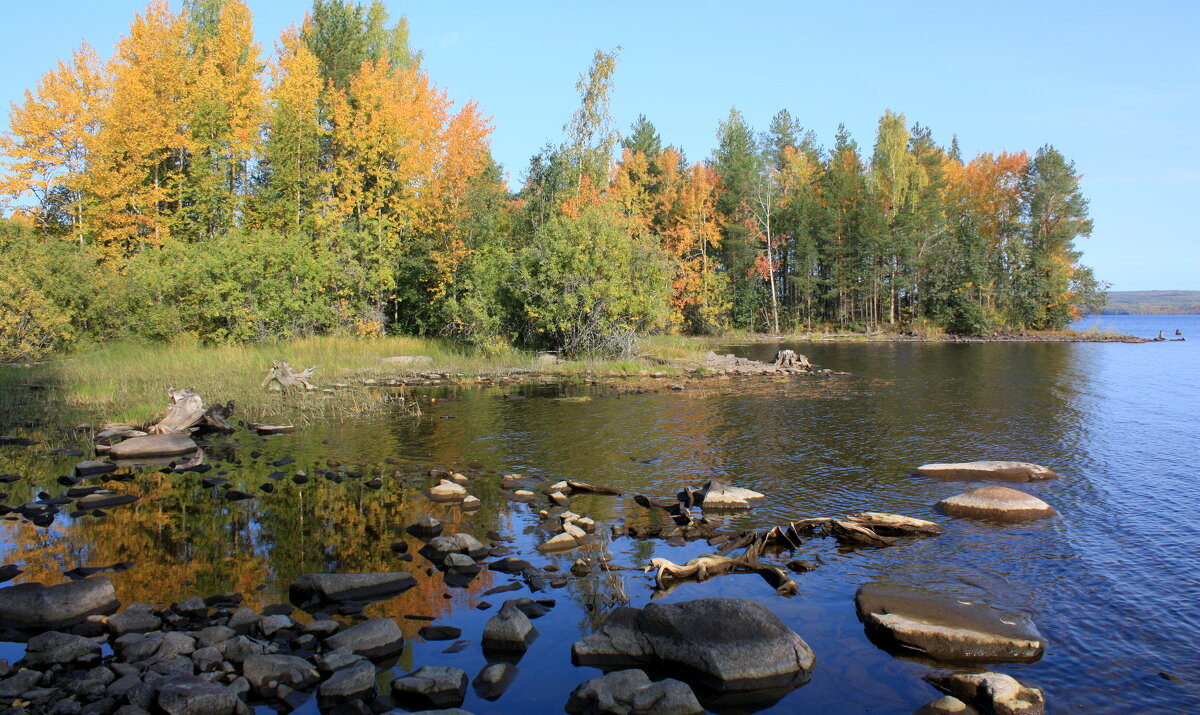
[1,1,1196,290]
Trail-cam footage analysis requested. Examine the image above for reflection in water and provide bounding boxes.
[2,325,1199,712]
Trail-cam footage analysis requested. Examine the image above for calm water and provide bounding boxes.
[1,314,1197,713]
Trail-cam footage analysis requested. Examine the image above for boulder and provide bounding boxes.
[107,603,162,636]
[428,479,468,502]
[288,572,416,605]
[679,480,767,509]
[391,666,468,710]
[0,576,120,630]
[408,514,443,538]
[422,533,489,561]
[855,583,1045,663]
[925,671,1045,715]
[936,486,1056,523]
[324,617,405,659]
[565,668,703,715]
[537,531,582,553]
[472,662,518,701]
[482,600,539,652]
[20,630,101,668]
[915,695,980,715]
[318,659,376,705]
[243,654,318,697]
[107,434,198,459]
[914,461,1059,482]
[571,598,814,692]
[156,676,240,715]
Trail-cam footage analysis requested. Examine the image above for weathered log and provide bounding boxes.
[773,349,810,368]
[566,480,622,496]
[148,387,205,434]
[262,360,317,390]
[644,553,799,597]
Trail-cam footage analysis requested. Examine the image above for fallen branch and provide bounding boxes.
[644,553,799,597]
[263,361,317,391]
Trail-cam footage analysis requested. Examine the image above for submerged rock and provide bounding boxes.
[565,668,703,715]
[915,695,980,715]
[107,434,198,459]
[855,583,1045,664]
[472,662,518,701]
[915,461,1059,482]
[571,597,814,692]
[288,572,416,605]
[0,575,120,630]
[924,670,1046,715]
[936,486,1056,523]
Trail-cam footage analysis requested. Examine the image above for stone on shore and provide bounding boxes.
[571,598,814,692]
[855,583,1045,663]
[936,486,1056,523]
[318,659,376,705]
[243,654,319,697]
[924,670,1046,715]
[0,575,120,630]
[915,695,980,715]
[107,603,162,636]
[565,669,703,715]
[288,572,416,605]
[107,434,198,459]
[914,461,1059,482]
[391,665,469,710]
[482,600,539,652]
[324,617,405,659]
[20,630,101,668]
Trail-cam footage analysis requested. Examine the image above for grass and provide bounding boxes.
[0,334,711,432]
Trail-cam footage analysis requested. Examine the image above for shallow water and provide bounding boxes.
[1,314,1197,713]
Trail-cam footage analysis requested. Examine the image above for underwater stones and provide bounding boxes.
[936,486,1056,523]
[855,583,1045,664]
[571,598,814,692]
[914,461,1059,482]
[74,460,117,478]
[288,572,416,606]
[472,662,518,701]
[324,617,405,659]
[565,668,703,715]
[0,575,120,630]
[482,601,539,652]
[107,434,198,459]
[924,670,1046,715]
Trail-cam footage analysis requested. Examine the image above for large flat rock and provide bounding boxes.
[855,583,1045,664]
[288,572,417,606]
[936,486,1056,523]
[0,575,120,630]
[107,433,198,459]
[914,461,1059,482]
[572,597,814,693]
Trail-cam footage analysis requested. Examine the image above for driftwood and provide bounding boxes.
[773,349,810,368]
[645,553,799,597]
[148,388,235,435]
[262,361,317,390]
[719,512,945,556]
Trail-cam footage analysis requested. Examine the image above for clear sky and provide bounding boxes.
[1,1,1196,290]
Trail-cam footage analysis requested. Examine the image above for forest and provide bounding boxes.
[0,0,1106,362]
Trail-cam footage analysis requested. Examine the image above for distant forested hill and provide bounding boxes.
[1097,291,1200,315]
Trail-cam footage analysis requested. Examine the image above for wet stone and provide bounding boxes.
[391,665,469,710]
[472,662,518,701]
[317,660,376,706]
[482,601,538,653]
[324,617,405,660]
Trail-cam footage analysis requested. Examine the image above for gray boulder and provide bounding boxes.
[391,666,468,710]
[324,617,405,659]
[565,669,703,715]
[855,583,1045,663]
[0,669,41,698]
[472,662,518,701]
[288,572,416,605]
[107,603,161,636]
[20,631,101,668]
[482,601,538,652]
[243,654,319,697]
[924,670,1046,715]
[156,676,241,715]
[423,533,489,561]
[318,659,376,705]
[936,486,1056,523]
[0,576,120,630]
[108,434,198,459]
[914,461,1059,482]
[571,598,814,692]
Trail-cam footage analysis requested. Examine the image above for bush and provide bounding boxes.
[0,271,73,361]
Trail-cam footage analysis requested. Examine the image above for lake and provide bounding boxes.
[1,314,1197,713]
